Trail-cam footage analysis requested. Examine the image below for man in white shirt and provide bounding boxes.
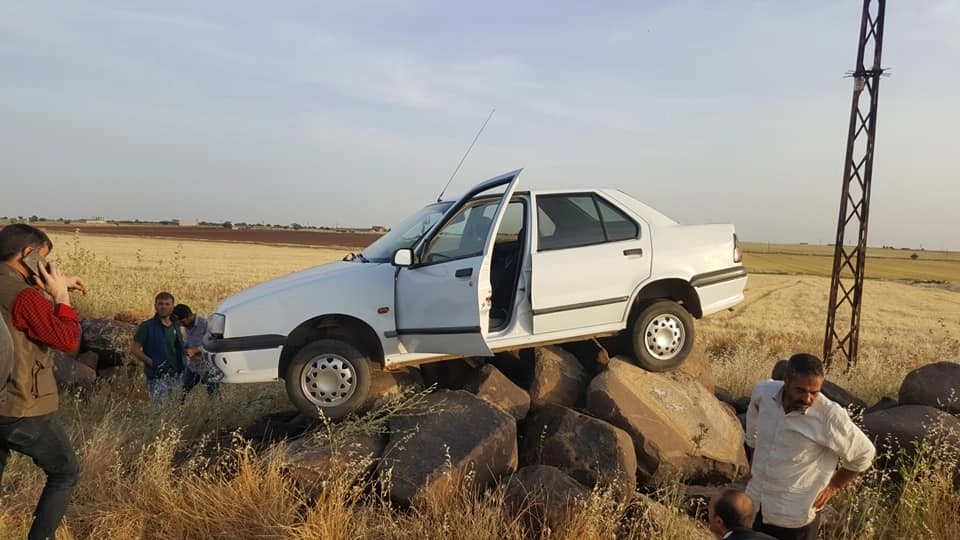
[744,353,876,540]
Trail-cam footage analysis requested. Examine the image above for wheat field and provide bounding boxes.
[0,231,956,539]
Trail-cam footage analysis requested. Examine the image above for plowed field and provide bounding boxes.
[42,225,383,249]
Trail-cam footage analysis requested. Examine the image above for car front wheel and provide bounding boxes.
[284,338,372,420]
[629,300,694,372]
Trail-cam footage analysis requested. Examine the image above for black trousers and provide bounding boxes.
[0,413,80,540]
[755,508,821,540]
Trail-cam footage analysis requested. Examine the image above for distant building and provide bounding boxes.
[371,225,388,233]
[174,219,198,226]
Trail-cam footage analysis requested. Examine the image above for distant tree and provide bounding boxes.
[291,223,303,230]
[63,219,71,224]
[910,253,919,260]
[29,215,39,222]
[222,221,233,229]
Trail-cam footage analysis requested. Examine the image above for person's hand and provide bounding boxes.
[186,347,201,357]
[65,275,88,295]
[812,484,840,510]
[36,261,71,304]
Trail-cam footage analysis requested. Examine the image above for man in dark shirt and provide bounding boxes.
[129,292,185,403]
[0,223,87,540]
[708,489,777,540]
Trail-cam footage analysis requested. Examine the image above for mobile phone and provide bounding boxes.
[22,250,49,277]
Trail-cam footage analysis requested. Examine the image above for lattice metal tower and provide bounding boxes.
[823,0,888,370]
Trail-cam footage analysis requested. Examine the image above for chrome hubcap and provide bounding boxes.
[644,314,685,360]
[300,354,357,407]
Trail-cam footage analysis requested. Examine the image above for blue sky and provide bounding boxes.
[2,1,958,249]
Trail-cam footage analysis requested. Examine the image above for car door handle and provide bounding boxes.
[623,248,643,256]
[455,268,473,277]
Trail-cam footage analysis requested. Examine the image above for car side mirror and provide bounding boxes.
[392,248,413,267]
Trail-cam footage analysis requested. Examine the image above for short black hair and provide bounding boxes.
[786,352,825,378]
[713,489,750,529]
[172,304,192,320]
[0,224,53,262]
[155,292,175,303]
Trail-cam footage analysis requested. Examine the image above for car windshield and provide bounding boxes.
[359,201,454,262]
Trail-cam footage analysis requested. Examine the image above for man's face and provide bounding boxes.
[783,373,823,413]
[155,298,174,318]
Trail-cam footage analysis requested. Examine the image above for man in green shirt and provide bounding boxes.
[128,292,185,403]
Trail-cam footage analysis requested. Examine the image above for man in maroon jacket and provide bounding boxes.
[0,224,87,540]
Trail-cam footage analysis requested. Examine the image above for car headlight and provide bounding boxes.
[207,313,226,339]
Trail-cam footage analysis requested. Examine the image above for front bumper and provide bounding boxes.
[201,334,287,383]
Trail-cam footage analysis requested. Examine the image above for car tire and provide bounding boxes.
[629,300,694,372]
[284,338,372,420]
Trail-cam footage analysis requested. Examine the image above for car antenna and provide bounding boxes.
[437,107,495,202]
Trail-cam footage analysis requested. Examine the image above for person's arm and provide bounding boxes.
[10,288,80,352]
[128,324,153,367]
[812,410,877,509]
[185,318,208,357]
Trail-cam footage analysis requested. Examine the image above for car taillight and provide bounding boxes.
[733,233,743,263]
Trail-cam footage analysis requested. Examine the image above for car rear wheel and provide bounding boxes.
[629,300,694,372]
[284,338,372,420]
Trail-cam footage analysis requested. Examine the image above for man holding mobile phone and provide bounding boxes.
[0,223,88,540]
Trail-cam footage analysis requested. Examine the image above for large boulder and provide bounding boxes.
[463,364,530,420]
[864,396,898,416]
[821,380,868,414]
[503,465,591,536]
[528,346,589,408]
[243,410,315,444]
[376,389,517,505]
[714,386,736,407]
[560,339,611,375]
[52,351,97,386]
[419,358,477,391]
[861,405,960,468]
[520,403,636,499]
[586,358,748,483]
[898,362,960,415]
[671,342,715,393]
[80,318,136,367]
[267,430,385,499]
[486,349,535,390]
[362,365,424,411]
[75,350,99,371]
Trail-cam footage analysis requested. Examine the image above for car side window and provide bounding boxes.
[537,193,639,250]
[596,197,639,241]
[496,202,524,245]
[421,200,500,263]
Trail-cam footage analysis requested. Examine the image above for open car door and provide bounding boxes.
[393,169,522,356]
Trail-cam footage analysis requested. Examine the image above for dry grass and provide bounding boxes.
[45,231,349,319]
[0,232,956,538]
[742,242,960,283]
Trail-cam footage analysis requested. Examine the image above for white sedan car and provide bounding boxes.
[202,169,747,419]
